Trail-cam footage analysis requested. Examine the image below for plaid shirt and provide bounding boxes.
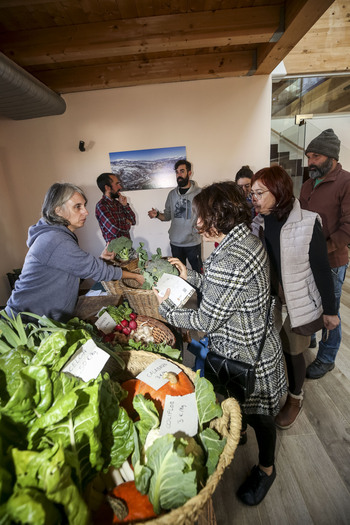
[95,195,136,243]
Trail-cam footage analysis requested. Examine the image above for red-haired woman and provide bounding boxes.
[251,166,339,429]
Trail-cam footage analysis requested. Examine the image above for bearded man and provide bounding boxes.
[300,128,350,379]
[148,159,202,272]
[95,173,136,243]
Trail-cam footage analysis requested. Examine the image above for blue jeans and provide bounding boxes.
[317,263,348,364]
[187,336,209,377]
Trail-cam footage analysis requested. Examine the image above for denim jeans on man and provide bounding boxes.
[317,263,348,364]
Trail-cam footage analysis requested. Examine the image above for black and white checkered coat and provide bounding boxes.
[159,223,287,416]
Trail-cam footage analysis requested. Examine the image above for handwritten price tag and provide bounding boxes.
[160,393,198,437]
[95,310,117,334]
[136,359,182,390]
[62,339,110,382]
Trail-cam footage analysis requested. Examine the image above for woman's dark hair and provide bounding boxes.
[235,165,253,182]
[251,165,294,220]
[42,182,87,226]
[193,181,252,236]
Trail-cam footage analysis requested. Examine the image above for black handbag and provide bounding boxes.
[204,301,270,404]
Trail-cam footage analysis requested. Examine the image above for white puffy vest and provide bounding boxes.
[253,200,323,329]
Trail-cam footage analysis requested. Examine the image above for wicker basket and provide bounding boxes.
[101,279,124,296]
[114,257,139,271]
[112,315,176,347]
[101,257,139,295]
[121,272,166,323]
[107,350,241,525]
[73,295,123,322]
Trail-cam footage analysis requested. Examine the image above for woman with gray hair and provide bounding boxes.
[5,182,143,322]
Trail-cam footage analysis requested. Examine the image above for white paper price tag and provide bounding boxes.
[94,310,117,334]
[156,273,194,307]
[62,339,110,382]
[136,359,182,390]
[160,393,198,437]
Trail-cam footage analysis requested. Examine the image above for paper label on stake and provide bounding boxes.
[62,339,110,382]
[136,359,182,390]
[160,393,198,437]
[94,310,117,334]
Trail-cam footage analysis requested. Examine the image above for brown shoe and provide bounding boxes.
[275,391,303,430]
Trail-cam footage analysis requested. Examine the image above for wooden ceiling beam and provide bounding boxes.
[283,0,350,75]
[256,0,335,75]
[0,6,280,66]
[32,50,255,93]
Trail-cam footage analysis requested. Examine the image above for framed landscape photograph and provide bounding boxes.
[109,146,186,191]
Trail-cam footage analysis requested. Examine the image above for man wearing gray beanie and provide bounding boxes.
[300,129,350,379]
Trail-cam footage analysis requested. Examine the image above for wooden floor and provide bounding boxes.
[188,271,350,525]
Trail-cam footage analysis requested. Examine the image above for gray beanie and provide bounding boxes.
[305,128,340,160]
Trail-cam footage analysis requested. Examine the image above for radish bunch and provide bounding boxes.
[114,312,138,336]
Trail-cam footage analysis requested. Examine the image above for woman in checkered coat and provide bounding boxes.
[155,181,287,507]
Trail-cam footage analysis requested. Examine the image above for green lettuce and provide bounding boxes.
[145,434,197,513]
[0,317,135,524]
[10,444,89,525]
[130,373,226,514]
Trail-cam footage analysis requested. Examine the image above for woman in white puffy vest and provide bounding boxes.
[251,166,339,430]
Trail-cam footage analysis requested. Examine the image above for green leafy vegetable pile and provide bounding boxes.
[98,301,133,323]
[0,312,133,525]
[136,243,179,290]
[107,236,134,261]
[130,373,226,514]
[123,338,181,361]
[0,311,228,523]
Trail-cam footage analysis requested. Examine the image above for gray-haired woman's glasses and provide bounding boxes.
[250,190,270,200]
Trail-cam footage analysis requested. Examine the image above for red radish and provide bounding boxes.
[122,326,131,335]
[129,320,137,330]
[121,319,129,327]
[130,312,137,320]
[114,324,123,332]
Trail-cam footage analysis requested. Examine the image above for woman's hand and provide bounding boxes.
[168,257,188,280]
[153,287,171,305]
[323,314,340,331]
[122,270,145,286]
[100,245,115,262]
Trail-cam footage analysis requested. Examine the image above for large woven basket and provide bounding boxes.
[107,350,241,525]
[73,295,123,322]
[112,314,176,347]
[121,272,166,323]
[101,279,124,296]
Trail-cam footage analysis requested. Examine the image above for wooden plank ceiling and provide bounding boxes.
[272,0,350,117]
[0,0,335,95]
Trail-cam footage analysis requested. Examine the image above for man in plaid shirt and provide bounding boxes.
[95,173,136,243]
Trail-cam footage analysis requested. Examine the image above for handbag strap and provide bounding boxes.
[254,298,271,365]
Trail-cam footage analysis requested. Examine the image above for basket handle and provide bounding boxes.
[209,397,242,459]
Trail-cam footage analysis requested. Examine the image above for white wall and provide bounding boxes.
[0,76,272,305]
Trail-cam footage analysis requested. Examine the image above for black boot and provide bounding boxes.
[237,465,276,505]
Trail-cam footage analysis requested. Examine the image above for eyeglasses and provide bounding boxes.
[250,190,270,200]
